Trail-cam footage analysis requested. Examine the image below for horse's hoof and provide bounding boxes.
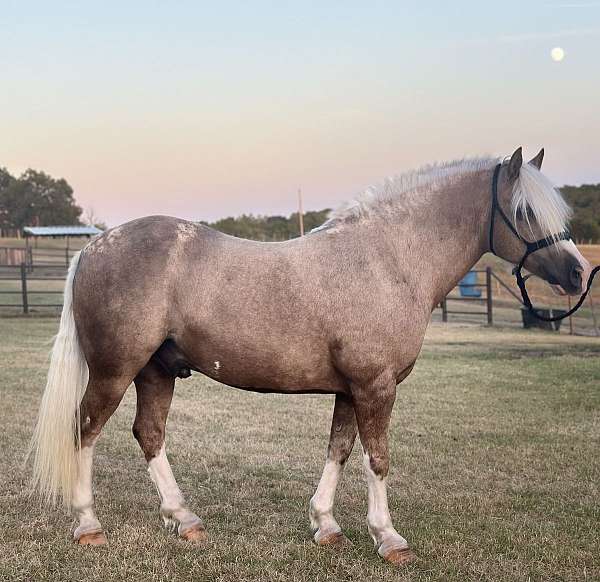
[382,547,416,566]
[315,530,351,547]
[75,531,107,546]
[179,525,208,543]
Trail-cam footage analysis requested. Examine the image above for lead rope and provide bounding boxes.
[516,264,600,323]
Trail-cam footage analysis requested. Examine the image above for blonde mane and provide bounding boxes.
[324,157,498,226]
[316,155,571,239]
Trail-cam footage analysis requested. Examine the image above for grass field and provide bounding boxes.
[1,319,599,581]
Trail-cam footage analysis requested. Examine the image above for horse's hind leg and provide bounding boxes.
[309,394,357,546]
[133,360,206,542]
[73,374,132,545]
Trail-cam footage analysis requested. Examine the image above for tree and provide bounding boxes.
[265,215,290,241]
[288,209,330,237]
[570,215,600,242]
[83,207,108,231]
[0,169,82,229]
[562,184,600,243]
[0,168,16,229]
[0,167,15,191]
[204,208,331,241]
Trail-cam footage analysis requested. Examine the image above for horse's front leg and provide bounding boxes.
[309,393,357,546]
[353,371,416,566]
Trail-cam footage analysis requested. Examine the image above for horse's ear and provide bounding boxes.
[507,146,523,181]
[529,148,544,170]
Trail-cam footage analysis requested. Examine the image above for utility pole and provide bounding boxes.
[298,188,304,236]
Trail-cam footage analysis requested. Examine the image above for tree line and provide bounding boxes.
[0,167,82,231]
[562,185,600,243]
[201,210,330,240]
[1,165,598,242]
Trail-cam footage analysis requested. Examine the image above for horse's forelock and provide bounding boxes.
[511,163,572,242]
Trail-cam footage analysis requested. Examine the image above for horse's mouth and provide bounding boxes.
[548,275,586,297]
[523,273,569,296]
[544,276,568,296]
[549,283,568,296]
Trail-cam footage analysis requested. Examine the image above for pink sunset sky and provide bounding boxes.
[2,2,599,226]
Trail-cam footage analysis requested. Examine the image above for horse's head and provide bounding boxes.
[490,147,591,296]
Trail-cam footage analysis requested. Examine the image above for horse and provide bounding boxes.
[29,147,591,566]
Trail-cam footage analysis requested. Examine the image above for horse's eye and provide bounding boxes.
[516,205,534,221]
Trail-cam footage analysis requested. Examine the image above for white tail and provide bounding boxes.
[28,251,88,508]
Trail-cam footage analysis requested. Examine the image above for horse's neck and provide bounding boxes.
[363,170,491,307]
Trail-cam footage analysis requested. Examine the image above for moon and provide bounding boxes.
[551,47,565,62]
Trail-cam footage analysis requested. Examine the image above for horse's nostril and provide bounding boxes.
[570,265,583,290]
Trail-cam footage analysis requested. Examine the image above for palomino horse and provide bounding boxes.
[30,147,590,565]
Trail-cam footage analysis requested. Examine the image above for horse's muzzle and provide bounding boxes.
[559,255,591,296]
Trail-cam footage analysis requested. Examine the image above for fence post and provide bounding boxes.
[20,263,29,314]
[588,293,599,337]
[441,298,448,322]
[486,267,493,326]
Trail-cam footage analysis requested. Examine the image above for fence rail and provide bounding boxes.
[0,242,79,270]
[0,264,66,313]
[440,267,494,325]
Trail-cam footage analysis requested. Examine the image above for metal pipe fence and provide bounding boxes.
[439,268,493,324]
[0,264,66,313]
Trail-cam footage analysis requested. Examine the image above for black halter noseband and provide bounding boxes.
[489,163,599,322]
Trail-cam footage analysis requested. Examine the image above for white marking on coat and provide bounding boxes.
[176,222,197,242]
[558,239,592,282]
[72,439,103,539]
[363,452,408,556]
[309,459,343,541]
[148,445,203,535]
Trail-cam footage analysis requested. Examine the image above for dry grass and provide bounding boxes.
[0,319,599,581]
[579,245,600,265]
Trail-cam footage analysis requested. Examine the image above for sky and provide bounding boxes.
[1,1,599,226]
